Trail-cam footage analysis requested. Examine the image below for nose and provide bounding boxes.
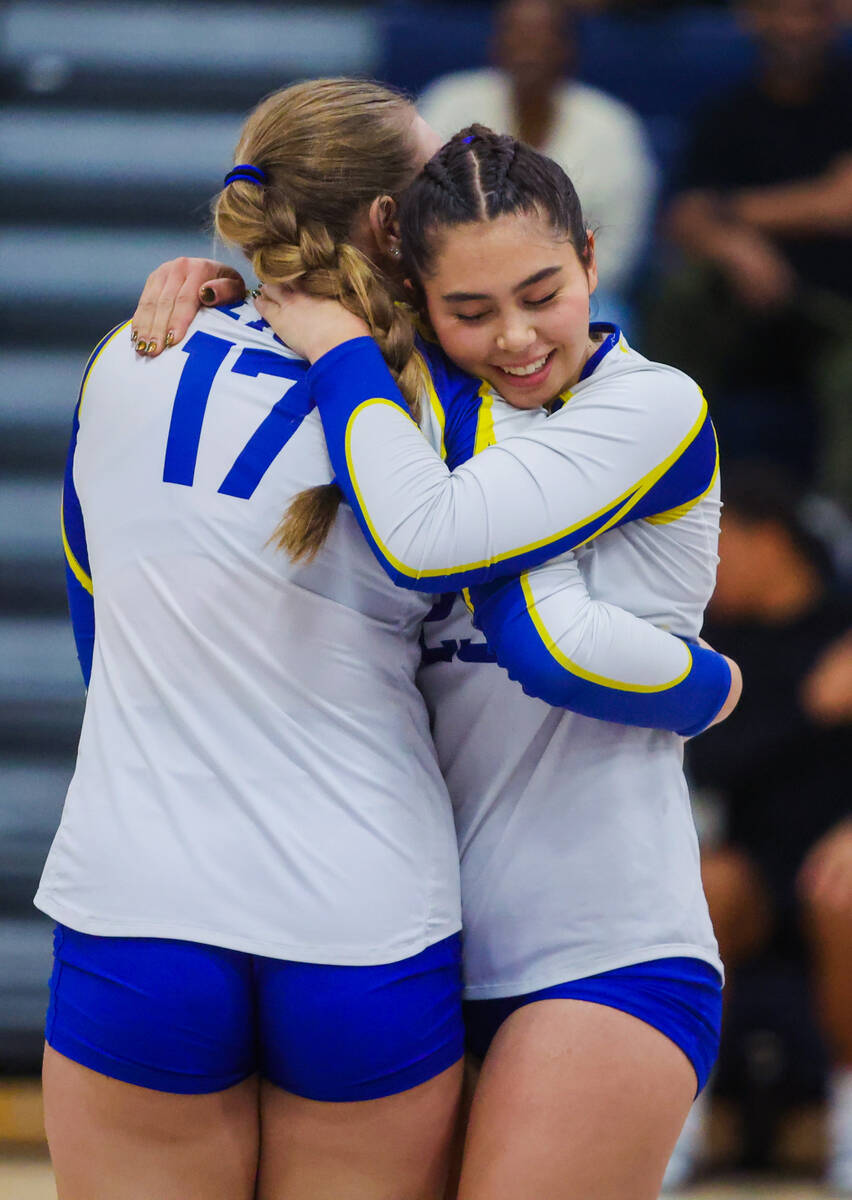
[496,314,536,354]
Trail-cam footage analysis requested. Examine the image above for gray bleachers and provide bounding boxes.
[0,0,378,1071]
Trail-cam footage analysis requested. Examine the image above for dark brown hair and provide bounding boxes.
[399,124,591,297]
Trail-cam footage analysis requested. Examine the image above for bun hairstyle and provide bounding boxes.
[214,78,425,561]
[399,124,591,297]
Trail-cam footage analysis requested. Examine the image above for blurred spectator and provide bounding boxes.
[687,464,852,1191]
[417,0,658,329]
[643,0,852,507]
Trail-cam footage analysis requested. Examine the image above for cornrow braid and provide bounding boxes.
[400,123,591,284]
[213,78,427,562]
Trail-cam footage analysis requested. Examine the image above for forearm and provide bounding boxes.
[733,159,852,237]
[666,191,746,265]
[308,338,717,592]
[469,562,732,736]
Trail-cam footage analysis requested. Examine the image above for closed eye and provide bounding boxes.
[526,289,559,307]
[454,310,489,323]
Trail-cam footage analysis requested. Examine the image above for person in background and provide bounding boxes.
[645,0,852,506]
[417,0,658,331]
[686,464,852,1193]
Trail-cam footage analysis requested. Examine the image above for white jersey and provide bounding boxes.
[36,303,461,964]
[418,345,723,997]
[305,327,724,996]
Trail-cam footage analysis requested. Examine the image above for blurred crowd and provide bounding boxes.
[419,0,851,1186]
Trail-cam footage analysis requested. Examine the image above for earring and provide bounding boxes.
[390,247,402,259]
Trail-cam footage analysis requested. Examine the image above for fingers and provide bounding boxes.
[199,274,247,308]
[131,260,246,357]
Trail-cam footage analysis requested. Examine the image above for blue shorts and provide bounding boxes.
[463,957,723,1094]
[46,925,464,1100]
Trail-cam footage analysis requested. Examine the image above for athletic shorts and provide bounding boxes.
[463,957,722,1094]
[46,924,464,1101]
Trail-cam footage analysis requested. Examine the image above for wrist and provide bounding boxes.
[303,314,371,363]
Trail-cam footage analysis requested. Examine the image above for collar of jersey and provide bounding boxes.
[579,322,621,382]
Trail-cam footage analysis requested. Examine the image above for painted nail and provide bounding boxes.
[130,328,138,343]
[146,340,158,355]
[199,286,216,305]
[164,329,175,348]
[136,340,148,354]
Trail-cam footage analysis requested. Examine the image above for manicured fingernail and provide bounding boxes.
[146,340,158,355]
[130,328,138,343]
[136,340,148,354]
[199,286,216,305]
[164,329,175,348]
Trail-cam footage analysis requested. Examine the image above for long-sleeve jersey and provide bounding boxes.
[307,327,724,993]
[37,302,463,964]
[306,327,730,736]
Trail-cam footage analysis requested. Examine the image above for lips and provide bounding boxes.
[500,353,549,376]
[493,349,555,387]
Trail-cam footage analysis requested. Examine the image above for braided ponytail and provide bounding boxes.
[213,79,426,561]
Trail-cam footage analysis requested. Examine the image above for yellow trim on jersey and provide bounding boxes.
[520,573,693,693]
[414,350,447,460]
[343,393,710,581]
[78,321,132,414]
[473,383,496,455]
[60,489,93,595]
[645,420,719,527]
[461,588,474,614]
[61,321,131,596]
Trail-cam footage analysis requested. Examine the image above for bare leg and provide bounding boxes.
[43,1044,259,1200]
[256,1059,463,1200]
[456,1000,696,1200]
[444,1055,481,1200]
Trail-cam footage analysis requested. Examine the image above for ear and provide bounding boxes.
[585,229,599,295]
[368,195,402,258]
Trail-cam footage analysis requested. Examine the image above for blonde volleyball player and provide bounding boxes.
[39,82,471,1200]
[126,108,739,1199]
[248,127,737,1200]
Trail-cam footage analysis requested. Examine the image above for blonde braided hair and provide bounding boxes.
[214,79,425,560]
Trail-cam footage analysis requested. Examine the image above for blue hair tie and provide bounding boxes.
[462,135,475,144]
[224,163,268,187]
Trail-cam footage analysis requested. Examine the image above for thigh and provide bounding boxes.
[456,999,696,1200]
[256,1064,463,1200]
[254,934,466,1199]
[257,933,464,1103]
[43,925,262,1198]
[46,925,258,1093]
[44,1044,259,1200]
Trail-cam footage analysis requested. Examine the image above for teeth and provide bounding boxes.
[502,355,548,377]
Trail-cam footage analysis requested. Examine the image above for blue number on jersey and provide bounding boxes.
[163,331,310,498]
[419,592,498,668]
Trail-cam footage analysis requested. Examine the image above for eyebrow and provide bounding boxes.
[441,265,562,303]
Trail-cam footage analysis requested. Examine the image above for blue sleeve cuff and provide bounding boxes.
[469,577,731,736]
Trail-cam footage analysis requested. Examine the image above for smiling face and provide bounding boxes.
[422,211,598,409]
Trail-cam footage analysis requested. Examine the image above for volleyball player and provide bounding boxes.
[38,82,468,1200]
[253,127,734,1200]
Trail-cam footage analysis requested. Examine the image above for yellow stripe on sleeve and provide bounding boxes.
[414,350,447,460]
[520,573,692,693]
[645,421,719,526]
[78,321,133,414]
[60,488,93,595]
[472,383,496,455]
[343,392,710,581]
